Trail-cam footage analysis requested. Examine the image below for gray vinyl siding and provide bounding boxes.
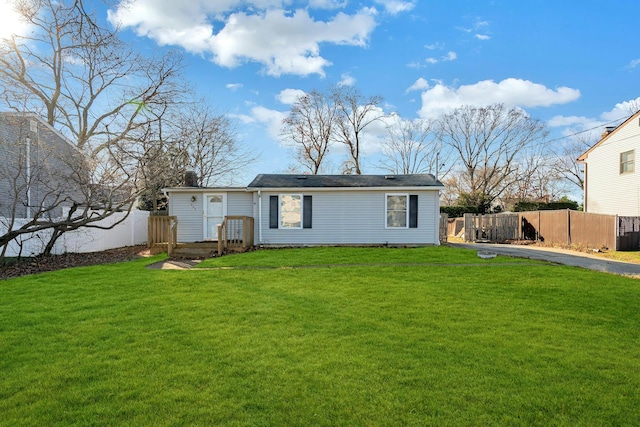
[227,192,254,217]
[169,190,254,242]
[0,113,84,219]
[584,118,640,216]
[257,190,440,245]
[169,192,204,242]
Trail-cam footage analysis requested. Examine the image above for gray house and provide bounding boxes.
[0,112,86,219]
[165,174,444,246]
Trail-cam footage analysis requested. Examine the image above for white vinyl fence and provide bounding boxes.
[1,210,149,257]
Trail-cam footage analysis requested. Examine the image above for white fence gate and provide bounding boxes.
[1,210,149,257]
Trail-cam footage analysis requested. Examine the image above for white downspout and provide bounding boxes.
[26,137,31,218]
[258,190,263,244]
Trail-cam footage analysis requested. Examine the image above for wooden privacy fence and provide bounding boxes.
[464,213,519,242]
[218,216,254,255]
[148,215,178,256]
[464,210,640,251]
[616,216,640,251]
[519,210,616,249]
[439,213,449,244]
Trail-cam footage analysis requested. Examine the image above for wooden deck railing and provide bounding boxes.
[217,216,254,255]
[148,215,178,256]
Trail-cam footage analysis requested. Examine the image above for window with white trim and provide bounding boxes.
[620,150,634,174]
[386,194,408,228]
[280,194,302,228]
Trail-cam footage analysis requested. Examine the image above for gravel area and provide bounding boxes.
[0,245,150,280]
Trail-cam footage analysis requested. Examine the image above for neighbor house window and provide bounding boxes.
[386,194,408,228]
[280,194,302,228]
[620,150,634,174]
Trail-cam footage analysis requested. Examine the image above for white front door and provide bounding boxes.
[204,194,226,240]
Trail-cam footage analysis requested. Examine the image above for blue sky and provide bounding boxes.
[2,0,639,183]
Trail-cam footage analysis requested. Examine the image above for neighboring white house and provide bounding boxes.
[165,174,444,246]
[578,110,640,216]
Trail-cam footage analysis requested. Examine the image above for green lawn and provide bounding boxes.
[1,247,639,426]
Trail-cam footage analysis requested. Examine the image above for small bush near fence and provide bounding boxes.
[440,206,479,218]
[513,201,579,212]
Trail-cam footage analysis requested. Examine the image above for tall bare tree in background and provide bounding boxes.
[549,131,595,192]
[281,90,337,174]
[380,117,450,176]
[173,104,257,187]
[438,104,548,213]
[332,86,384,174]
[281,86,383,174]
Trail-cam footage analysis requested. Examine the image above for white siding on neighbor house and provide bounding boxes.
[169,190,254,242]
[584,118,640,216]
[257,190,440,245]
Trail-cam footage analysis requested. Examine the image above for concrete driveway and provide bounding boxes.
[449,242,640,278]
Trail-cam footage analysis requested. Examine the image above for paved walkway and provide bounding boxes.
[449,242,640,277]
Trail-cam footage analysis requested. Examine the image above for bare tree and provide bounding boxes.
[438,104,548,213]
[171,104,257,187]
[0,0,185,256]
[281,90,337,174]
[0,113,137,257]
[0,0,185,156]
[332,86,384,174]
[380,117,449,176]
[549,131,596,192]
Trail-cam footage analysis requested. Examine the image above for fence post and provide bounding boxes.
[567,209,571,245]
[615,215,619,251]
[147,216,153,248]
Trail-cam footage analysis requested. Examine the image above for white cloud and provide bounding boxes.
[405,77,429,93]
[458,18,490,37]
[226,83,243,91]
[549,97,640,133]
[374,0,415,15]
[600,97,640,120]
[425,42,444,50]
[418,78,581,119]
[412,51,456,68]
[108,1,377,77]
[309,0,348,8]
[0,0,32,39]
[232,114,255,124]
[276,88,306,105]
[339,73,356,86]
[250,105,286,140]
[443,51,457,61]
[627,59,640,69]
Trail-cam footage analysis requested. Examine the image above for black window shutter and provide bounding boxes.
[303,195,312,229]
[269,195,278,229]
[409,195,418,228]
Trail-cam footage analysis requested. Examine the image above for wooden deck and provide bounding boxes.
[148,215,254,257]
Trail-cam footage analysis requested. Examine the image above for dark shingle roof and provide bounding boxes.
[247,174,443,188]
